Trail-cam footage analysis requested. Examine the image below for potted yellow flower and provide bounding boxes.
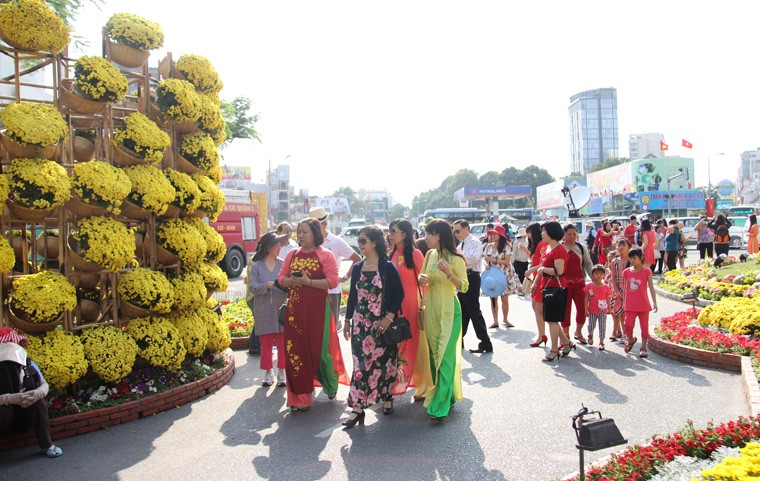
[122,165,176,219]
[192,173,226,222]
[117,268,175,317]
[81,326,138,383]
[10,271,77,333]
[112,112,171,167]
[105,13,164,68]
[164,168,202,217]
[156,78,202,131]
[171,271,207,310]
[26,331,88,389]
[169,310,208,357]
[0,236,14,273]
[7,158,71,219]
[189,261,229,295]
[69,160,131,216]
[184,217,226,262]
[198,95,226,146]
[199,306,231,352]
[0,173,9,205]
[175,54,224,94]
[0,102,67,159]
[0,0,70,53]
[125,317,186,370]
[206,164,222,185]
[62,56,129,115]
[177,132,219,174]
[69,216,136,272]
[156,218,207,267]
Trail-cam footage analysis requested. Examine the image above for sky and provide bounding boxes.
[72,1,760,207]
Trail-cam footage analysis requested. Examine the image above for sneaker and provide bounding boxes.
[276,370,286,387]
[262,371,274,387]
[43,445,62,458]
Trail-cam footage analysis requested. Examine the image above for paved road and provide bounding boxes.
[0,266,750,481]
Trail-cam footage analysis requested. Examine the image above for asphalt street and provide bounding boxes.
[0,247,749,481]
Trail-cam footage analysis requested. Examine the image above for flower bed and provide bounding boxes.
[562,416,760,481]
[656,310,760,357]
[659,260,757,301]
[0,353,234,452]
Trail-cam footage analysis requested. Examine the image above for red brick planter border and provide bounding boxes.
[230,337,248,350]
[0,357,236,451]
[648,333,741,372]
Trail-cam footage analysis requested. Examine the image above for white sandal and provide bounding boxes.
[44,445,62,458]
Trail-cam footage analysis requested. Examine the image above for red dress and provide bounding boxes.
[595,231,613,264]
[531,243,569,303]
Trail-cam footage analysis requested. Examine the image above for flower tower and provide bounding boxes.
[0,5,230,391]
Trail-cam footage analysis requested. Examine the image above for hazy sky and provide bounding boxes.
[73,1,760,206]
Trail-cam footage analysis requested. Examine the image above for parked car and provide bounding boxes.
[339,224,388,254]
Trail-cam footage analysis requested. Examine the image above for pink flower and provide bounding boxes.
[372,347,385,361]
[368,369,381,390]
[369,292,378,303]
[352,355,360,372]
[362,336,376,355]
[372,274,382,287]
[385,359,397,377]
[354,371,363,381]
[369,301,382,317]
[357,288,369,299]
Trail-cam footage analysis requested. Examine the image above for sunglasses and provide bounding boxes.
[285,229,293,234]
[453,229,461,235]
[357,238,368,245]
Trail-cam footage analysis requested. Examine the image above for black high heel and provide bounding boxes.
[342,410,365,428]
[561,342,577,357]
[383,399,394,415]
[542,350,559,362]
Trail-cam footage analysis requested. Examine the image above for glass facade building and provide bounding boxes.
[569,88,619,174]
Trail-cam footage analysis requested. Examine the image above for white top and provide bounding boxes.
[279,238,298,261]
[322,231,356,294]
[459,233,484,272]
[512,236,530,263]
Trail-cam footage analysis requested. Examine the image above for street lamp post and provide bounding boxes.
[667,169,685,218]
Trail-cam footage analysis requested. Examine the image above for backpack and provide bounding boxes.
[585,229,595,249]
[0,359,40,395]
[715,225,730,244]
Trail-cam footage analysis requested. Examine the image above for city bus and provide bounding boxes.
[498,208,534,223]
[726,205,759,217]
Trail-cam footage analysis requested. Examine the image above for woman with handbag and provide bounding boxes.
[341,225,405,428]
[525,222,548,347]
[248,232,288,387]
[388,219,433,401]
[417,219,467,422]
[526,221,575,362]
[278,218,349,413]
[483,224,520,328]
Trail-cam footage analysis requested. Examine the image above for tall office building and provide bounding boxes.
[569,88,619,174]
[629,133,665,160]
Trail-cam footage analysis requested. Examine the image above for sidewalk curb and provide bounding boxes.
[654,284,716,307]
[742,356,760,417]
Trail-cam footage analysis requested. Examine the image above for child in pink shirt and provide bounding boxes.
[584,264,612,350]
[622,246,658,357]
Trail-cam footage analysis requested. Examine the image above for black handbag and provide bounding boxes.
[542,275,568,323]
[380,264,413,345]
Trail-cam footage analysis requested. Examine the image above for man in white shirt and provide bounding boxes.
[276,222,297,260]
[453,219,493,353]
[309,207,361,328]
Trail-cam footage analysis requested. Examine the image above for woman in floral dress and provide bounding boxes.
[388,218,433,401]
[341,226,404,428]
[483,224,521,328]
[278,218,349,413]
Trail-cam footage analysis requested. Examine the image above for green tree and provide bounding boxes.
[412,169,479,215]
[50,0,104,51]
[331,187,370,219]
[387,203,408,220]
[220,97,261,147]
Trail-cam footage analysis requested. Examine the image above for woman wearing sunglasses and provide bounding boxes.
[341,225,404,427]
[387,219,433,401]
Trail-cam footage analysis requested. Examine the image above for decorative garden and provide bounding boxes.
[0,1,244,447]
[561,258,760,480]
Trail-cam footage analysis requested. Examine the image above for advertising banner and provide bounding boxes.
[220,165,251,181]
[632,157,694,192]
[536,180,565,210]
[313,197,351,216]
[587,163,633,196]
[639,190,704,210]
[455,185,532,200]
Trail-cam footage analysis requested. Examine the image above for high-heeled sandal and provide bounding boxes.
[327,393,336,400]
[530,335,548,347]
[542,350,559,362]
[383,399,394,415]
[342,410,365,428]
[561,342,577,357]
[290,406,309,414]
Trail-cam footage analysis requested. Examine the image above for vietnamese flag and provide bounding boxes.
[660,140,669,151]
[682,139,693,149]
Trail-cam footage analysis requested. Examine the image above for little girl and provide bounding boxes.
[623,246,658,358]
[608,239,631,344]
[584,264,612,350]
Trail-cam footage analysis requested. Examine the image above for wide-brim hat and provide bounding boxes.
[268,233,290,247]
[481,266,508,298]
[308,206,329,222]
[515,227,527,238]
[487,224,507,239]
[0,327,27,347]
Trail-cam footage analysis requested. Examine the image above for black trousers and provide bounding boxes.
[458,271,492,350]
[715,243,730,257]
[0,400,53,449]
[513,260,529,283]
[698,242,714,259]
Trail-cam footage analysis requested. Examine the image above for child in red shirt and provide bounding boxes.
[622,246,658,357]
[584,264,612,350]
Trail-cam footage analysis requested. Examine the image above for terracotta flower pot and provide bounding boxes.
[60,79,107,115]
[0,130,57,160]
[119,298,154,319]
[77,299,102,324]
[158,203,181,219]
[107,38,150,68]
[6,198,54,220]
[111,143,148,167]
[67,236,103,272]
[72,136,96,162]
[34,235,60,260]
[8,304,63,334]
[66,192,108,218]
[75,272,101,290]
[174,152,200,175]
[119,199,151,220]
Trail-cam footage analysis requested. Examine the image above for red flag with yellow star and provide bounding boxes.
[682,139,693,149]
[660,141,669,151]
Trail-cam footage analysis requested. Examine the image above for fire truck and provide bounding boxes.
[210,190,265,278]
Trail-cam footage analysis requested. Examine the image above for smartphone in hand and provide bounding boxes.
[292,271,303,277]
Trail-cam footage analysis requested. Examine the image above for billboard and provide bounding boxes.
[221,165,251,181]
[587,163,633,196]
[639,190,704,210]
[455,185,532,200]
[536,179,587,210]
[313,197,351,217]
[631,157,694,192]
